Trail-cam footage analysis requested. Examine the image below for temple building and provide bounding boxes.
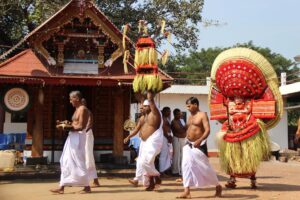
[0,0,172,163]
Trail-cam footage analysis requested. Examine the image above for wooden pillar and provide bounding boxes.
[98,45,105,68]
[0,106,4,133]
[31,87,44,157]
[113,89,124,157]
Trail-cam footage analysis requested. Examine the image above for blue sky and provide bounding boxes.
[197,0,300,61]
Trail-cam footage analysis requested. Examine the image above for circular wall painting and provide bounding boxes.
[4,88,30,112]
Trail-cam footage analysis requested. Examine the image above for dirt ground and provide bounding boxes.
[1,158,300,200]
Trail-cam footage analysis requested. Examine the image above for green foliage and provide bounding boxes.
[163,41,297,84]
[0,0,204,54]
[0,0,69,54]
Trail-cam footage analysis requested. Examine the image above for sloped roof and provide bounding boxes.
[0,49,172,86]
[160,85,209,95]
[0,49,50,77]
[0,0,128,60]
[0,0,173,85]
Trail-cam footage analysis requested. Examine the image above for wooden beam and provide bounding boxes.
[113,89,124,157]
[31,87,44,157]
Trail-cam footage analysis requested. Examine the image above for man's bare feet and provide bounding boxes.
[128,179,138,187]
[79,186,91,194]
[215,185,222,197]
[176,178,183,183]
[92,179,100,187]
[176,193,191,199]
[145,177,155,191]
[79,190,92,194]
[154,176,162,185]
[250,176,257,189]
[50,188,64,194]
[225,181,236,189]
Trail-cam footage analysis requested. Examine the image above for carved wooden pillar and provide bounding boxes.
[98,45,105,68]
[113,89,124,157]
[57,43,64,67]
[31,87,44,157]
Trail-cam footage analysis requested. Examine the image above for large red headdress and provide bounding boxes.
[209,48,283,129]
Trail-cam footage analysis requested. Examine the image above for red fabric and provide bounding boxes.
[136,37,156,48]
[222,116,260,142]
[215,59,267,98]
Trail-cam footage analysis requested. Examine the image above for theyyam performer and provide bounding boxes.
[209,48,283,188]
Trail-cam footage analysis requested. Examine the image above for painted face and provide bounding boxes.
[234,96,245,105]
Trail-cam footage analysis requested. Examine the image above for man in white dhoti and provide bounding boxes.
[133,91,163,191]
[177,97,222,199]
[159,107,173,174]
[81,98,100,187]
[124,105,145,187]
[50,91,91,194]
[171,108,186,177]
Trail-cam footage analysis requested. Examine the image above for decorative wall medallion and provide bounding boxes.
[4,88,30,112]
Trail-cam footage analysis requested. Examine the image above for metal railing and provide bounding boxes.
[167,72,210,85]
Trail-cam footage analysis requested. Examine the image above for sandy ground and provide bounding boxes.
[1,158,300,200]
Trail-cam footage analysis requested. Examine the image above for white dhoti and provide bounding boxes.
[59,131,89,187]
[182,142,219,188]
[134,140,144,182]
[85,129,97,180]
[137,128,163,186]
[172,136,186,175]
[159,136,172,173]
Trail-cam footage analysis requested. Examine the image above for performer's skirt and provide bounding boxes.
[218,123,270,177]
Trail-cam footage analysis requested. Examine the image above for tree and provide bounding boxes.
[0,0,69,54]
[162,41,298,85]
[0,0,205,54]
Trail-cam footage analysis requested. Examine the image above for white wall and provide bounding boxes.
[3,112,27,133]
[268,108,288,149]
[138,92,289,152]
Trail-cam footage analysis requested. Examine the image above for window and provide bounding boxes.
[11,112,27,123]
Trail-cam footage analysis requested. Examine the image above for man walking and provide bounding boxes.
[177,97,222,198]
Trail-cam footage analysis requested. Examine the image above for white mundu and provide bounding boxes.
[138,110,163,186]
[159,135,172,173]
[182,141,219,188]
[59,131,89,187]
[85,129,97,180]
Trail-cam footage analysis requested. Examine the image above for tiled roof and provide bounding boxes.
[0,49,50,77]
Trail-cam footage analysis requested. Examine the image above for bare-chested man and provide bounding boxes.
[171,108,186,177]
[159,107,173,174]
[50,91,91,194]
[134,91,163,191]
[177,97,222,199]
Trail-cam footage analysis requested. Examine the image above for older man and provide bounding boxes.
[50,91,91,194]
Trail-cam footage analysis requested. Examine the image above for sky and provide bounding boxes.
[197,0,300,61]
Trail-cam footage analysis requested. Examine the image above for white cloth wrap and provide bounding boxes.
[171,136,186,175]
[159,136,173,172]
[85,129,97,180]
[59,131,89,187]
[182,140,219,188]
